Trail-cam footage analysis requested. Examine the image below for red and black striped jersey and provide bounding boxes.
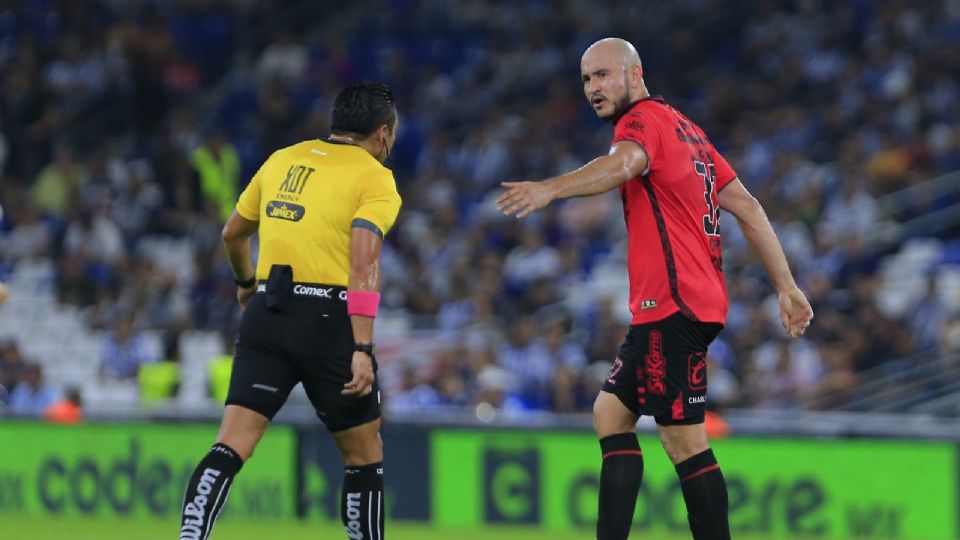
[611,97,736,325]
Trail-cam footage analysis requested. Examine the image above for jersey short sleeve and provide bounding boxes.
[236,159,266,221]
[352,170,402,238]
[613,111,660,168]
[710,146,738,191]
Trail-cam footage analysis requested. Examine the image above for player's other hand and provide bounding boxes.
[778,285,814,338]
[237,285,255,308]
[342,351,375,397]
[497,181,556,219]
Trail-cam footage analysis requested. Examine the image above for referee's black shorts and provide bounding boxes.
[226,282,380,432]
[602,311,722,426]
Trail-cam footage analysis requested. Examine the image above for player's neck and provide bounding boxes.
[327,133,379,158]
[633,86,651,101]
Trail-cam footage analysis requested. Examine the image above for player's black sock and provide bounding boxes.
[179,443,243,540]
[596,433,643,540]
[341,462,384,540]
[675,448,730,540]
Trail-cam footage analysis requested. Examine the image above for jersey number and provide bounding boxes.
[695,160,720,236]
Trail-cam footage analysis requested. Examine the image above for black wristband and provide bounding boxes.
[354,342,375,356]
[234,276,256,288]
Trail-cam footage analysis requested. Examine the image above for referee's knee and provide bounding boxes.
[334,423,383,466]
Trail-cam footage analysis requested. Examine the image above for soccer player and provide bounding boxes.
[498,38,813,540]
[179,82,401,540]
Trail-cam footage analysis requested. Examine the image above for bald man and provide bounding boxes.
[499,38,813,540]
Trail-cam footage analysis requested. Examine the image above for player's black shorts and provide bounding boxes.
[602,311,722,426]
[226,280,380,432]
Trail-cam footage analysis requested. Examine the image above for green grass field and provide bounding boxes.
[3,517,599,540]
[0,515,930,540]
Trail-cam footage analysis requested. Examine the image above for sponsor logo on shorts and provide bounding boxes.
[688,395,706,405]
[292,285,348,301]
[688,353,707,391]
[671,393,684,421]
[644,331,666,395]
[607,357,624,384]
[345,492,363,540]
[180,467,220,538]
[266,200,305,221]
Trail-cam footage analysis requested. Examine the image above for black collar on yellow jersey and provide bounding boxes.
[322,136,355,146]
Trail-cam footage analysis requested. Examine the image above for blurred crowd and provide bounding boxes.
[1,0,959,417]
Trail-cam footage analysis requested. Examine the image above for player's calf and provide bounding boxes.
[179,443,243,540]
[675,448,730,540]
[596,432,643,540]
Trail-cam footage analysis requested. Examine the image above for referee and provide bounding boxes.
[179,82,401,540]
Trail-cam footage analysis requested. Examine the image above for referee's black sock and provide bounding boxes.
[341,462,384,540]
[675,448,730,540]
[179,443,243,540]
[597,433,643,540]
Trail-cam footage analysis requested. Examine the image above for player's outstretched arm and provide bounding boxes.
[497,141,648,218]
[718,178,813,337]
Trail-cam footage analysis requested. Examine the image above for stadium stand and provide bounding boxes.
[0,0,959,419]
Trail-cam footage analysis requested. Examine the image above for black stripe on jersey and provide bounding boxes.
[352,218,384,239]
[641,178,699,322]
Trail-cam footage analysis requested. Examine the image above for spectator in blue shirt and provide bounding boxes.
[100,316,157,380]
[10,363,61,417]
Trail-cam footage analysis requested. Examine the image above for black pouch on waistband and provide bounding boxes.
[264,264,293,311]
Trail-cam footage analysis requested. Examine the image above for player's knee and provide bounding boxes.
[593,394,636,438]
[336,428,383,466]
[216,437,256,462]
[658,426,709,464]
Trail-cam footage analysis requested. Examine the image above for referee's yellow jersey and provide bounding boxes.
[236,139,402,286]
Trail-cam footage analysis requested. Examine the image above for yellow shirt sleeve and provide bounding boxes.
[236,159,266,221]
[353,170,402,237]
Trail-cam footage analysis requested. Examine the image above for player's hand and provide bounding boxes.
[237,285,255,308]
[497,181,556,219]
[0,282,8,306]
[342,351,375,397]
[778,285,813,338]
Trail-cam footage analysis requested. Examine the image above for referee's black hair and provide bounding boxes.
[330,81,396,138]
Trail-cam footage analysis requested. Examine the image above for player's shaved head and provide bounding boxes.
[582,38,642,72]
[580,38,647,120]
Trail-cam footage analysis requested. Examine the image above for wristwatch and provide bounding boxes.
[354,342,375,357]
[234,276,257,288]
